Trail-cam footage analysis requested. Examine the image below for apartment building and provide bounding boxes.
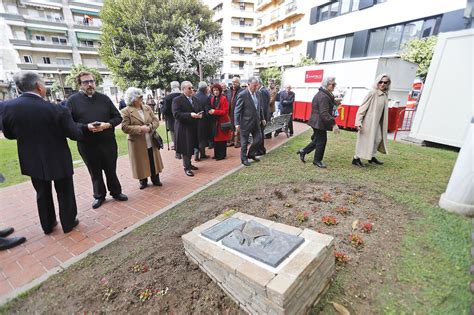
[305,0,467,64]
[204,0,259,82]
[0,0,118,101]
[254,0,313,70]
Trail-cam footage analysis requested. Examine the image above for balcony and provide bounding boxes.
[10,39,73,51]
[74,20,102,31]
[256,2,303,30]
[283,27,296,40]
[270,8,280,22]
[256,36,266,47]
[23,15,67,27]
[285,1,297,15]
[256,0,272,11]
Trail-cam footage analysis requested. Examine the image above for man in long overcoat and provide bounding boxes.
[163,81,181,158]
[2,71,82,234]
[172,81,203,176]
[194,81,211,160]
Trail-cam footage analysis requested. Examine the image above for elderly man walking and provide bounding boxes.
[172,81,203,176]
[163,81,182,159]
[2,71,82,234]
[234,77,266,167]
[67,71,127,209]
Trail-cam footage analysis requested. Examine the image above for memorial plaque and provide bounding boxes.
[221,220,304,267]
[201,217,246,241]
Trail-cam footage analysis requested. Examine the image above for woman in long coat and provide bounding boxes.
[121,87,164,188]
[208,83,232,160]
[352,74,391,167]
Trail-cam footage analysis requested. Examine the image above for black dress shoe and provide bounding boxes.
[139,179,148,190]
[369,157,384,165]
[92,198,105,209]
[112,193,128,201]
[296,150,306,163]
[44,221,58,235]
[0,227,14,238]
[0,236,26,251]
[63,219,79,233]
[184,169,194,177]
[200,155,210,160]
[189,165,199,171]
[248,156,260,162]
[352,158,364,167]
[242,160,251,166]
[313,160,327,168]
[152,181,163,186]
[175,153,182,160]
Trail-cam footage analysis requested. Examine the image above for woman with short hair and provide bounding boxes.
[121,87,164,189]
[208,83,232,160]
[352,74,391,167]
[145,94,156,113]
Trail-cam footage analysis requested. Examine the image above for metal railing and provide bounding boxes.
[394,108,416,141]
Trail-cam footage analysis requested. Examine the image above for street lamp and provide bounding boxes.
[57,69,65,98]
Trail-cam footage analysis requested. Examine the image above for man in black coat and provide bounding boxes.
[172,81,203,177]
[234,77,266,166]
[163,81,182,159]
[257,80,270,155]
[297,77,340,168]
[2,71,82,234]
[194,81,211,161]
[276,84,295,136]
[227,76,243,147]
[67,71,127,209]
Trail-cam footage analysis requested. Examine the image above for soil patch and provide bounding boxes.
[5,181,416,314]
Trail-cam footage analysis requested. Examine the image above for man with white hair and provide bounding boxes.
[2,71,83,234]
[163,81,181,159]
[297,76,340,168]
[234,77,266,166]
[172,81,203,176]
[67,71,127,209]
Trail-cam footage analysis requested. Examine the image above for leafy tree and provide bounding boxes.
[50,81,62,95]
[99,0,220,89]
[400,36,437,80]
[295,54,319,67]
[171,21,223,81]
[259,67,282,87]
[65,64,103,90]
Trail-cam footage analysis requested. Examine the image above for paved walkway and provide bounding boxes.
[0,122,309,301]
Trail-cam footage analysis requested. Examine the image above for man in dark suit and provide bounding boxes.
[2,71,82,234]
[163,81,182,159]
[67,71,127,209]
[257,79,270,155]
[276,85,295,137]
[234,77,266,167]
[194,81,211,161]
[172,81,203,176]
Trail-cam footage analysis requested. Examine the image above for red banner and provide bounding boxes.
[304,70,324,83]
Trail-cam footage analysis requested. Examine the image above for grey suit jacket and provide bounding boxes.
[234,89,265,132]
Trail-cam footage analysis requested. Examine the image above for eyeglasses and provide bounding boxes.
[81,80,95,85]
[329,83,337,86]
[378,81,389,85]
[186,87,193,90]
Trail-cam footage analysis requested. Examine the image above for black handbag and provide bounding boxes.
[151,130,164,149]
[220,121,232,131]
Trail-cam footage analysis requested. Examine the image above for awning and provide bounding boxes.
[71,9,100,16]
[76,32,101,41]
[26,27,67,35]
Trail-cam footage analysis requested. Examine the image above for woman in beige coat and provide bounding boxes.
[352,74,391,167]
[121,87,164,189]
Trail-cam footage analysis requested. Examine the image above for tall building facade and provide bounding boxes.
[0,0,119,101]
[205,0,258,82]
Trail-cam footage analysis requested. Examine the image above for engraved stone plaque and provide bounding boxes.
[201,217,246,242]
[221,220,304,267]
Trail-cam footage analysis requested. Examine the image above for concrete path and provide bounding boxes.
[0,122,309,302]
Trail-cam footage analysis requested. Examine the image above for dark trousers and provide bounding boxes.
[31,176,77,233]
[78,141,122,199]
[240,125,263,161]
[214,141,227,160]
[302,128,328,162]
[182,154,192,169]
[276,113,293,135]
[141,148,160,184]
[256,125,266,155]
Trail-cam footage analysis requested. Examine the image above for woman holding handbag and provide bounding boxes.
[121,87,164,189]
[208,83,232,160]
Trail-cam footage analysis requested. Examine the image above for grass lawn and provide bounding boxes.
[0,129,470,313]
[0,124,168,188]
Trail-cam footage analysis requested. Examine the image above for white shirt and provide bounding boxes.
[137,109,152,149]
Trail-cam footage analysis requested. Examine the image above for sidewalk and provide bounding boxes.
[0,122,309,301]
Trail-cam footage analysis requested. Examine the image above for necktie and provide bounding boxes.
[188,97,192,105]
[251,93,258,110]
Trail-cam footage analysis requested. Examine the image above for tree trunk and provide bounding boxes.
[198,63,203,81]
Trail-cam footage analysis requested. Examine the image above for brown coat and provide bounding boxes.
[354,89,389,160]
[121,105,164,180]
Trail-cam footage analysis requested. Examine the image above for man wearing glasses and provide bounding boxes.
[67,71,128,209]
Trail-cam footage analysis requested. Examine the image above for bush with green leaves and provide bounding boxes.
[65,64,103,91]
[400,36,437,81]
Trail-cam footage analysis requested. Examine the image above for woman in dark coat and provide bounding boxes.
[208,83,232,160]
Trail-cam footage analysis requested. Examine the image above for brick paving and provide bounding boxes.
[0,122,309,300]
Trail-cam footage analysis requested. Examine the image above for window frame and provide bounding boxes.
[42,56,51,64]
[23,55,33,63]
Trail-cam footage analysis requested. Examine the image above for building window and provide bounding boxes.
[421,17,441,38]
[382,25,404,55]
[42,57,51,64]
[314,35,353,61]
[323,39,335,61]
[23,55,33,63]
[80,40,94,47]
[329,2,340,18]
[319,4,330,22]
[239,61,245,69]
[367,28,386,56]
[317,0,358,23]
[52,36,68,45]
[35,35,46,41]
[343,35,353,58]
[56,58,72,65]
